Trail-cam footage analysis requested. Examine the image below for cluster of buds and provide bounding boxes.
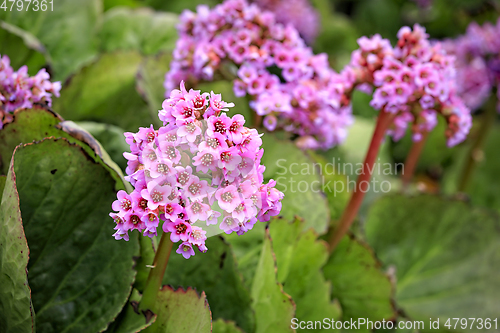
[165,0,353,150]
[343,24,472,146]
[442,18,500,112]
[0,54,61,129]
[110,82,283,259]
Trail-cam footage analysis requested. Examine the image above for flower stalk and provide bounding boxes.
[139,232,174,315]
[401,130,429,189]
[328,110,395,252]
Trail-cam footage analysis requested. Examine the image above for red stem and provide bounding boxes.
[401,131,429,189]
[328,109,395,252]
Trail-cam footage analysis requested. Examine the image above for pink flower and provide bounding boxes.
[215,185,241,212]
[163,202,183,221]
[189,226,207,246]
[218,147,242,171]
[176,241,196,259]
[141,181,171,210]
[112,190,133,215]
[164,219,192,242]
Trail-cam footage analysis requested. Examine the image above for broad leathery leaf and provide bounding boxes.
[14,138,139,333]
[0,106,127,191]
[0,156,34,333]
[366,195,500,332]
[261,134,330,234]
[323,236,396,323]
[163,236,255,333]
[251,225,295,333]
[100,7,178,55]
[143,286,212,333]
[0,0,101,80]
[52,51,158,131]
[269,218,342,332]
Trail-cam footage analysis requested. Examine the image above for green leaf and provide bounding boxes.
[52,51,158,132]
[14,138,139,333]
[0,156,34,333]
[75,121,130,172]
[0,0,101,80]
[163,236,255,333]
[212,319,245,333]
[136,53,172,114]
[308,152,350,222]
[100,7,178,55]
[103,289,155,333]
[0,106,127,190]
[269,218,342,332]
[251,225,295,333]
[0,21,48,75]
[0,175,6,200]
[323,236,395,322]
[261,134,330,234]
[223,222,266,291]
[365,195,500,332]
[144,286,212,333]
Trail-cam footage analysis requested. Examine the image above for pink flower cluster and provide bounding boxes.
[252,0,320,44]
[344,24,472,146]
[442,18,500,112]
[110,82,283,259]
[165,0,353,150]
[0,54,61,129]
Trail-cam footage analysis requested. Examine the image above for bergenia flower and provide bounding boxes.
[0,54,60,129]
[165,0,354,150]
[344,24,472,147]
[110,82,284,258]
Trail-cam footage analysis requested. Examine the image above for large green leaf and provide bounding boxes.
[144,286,212,333]
[103,288,155,333]
[0,0,101,80]
[75,121,130,172]
[261,134,330,234]
[212,319,245,333]
[0,175,6,199]
[0,106,126,189]
[323,236,396,323]
[0,21,48,75]
[136,53,172,114]
[13,138,139,333]
[308,152,350,222]
[251,226,295,333]
[365,195,500,332]
[269,218,342,332]
[52,51,158,131]
[100,7,178,55]
[163,236,255,333]
[223,222,266,291]
[0,157,34,333]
